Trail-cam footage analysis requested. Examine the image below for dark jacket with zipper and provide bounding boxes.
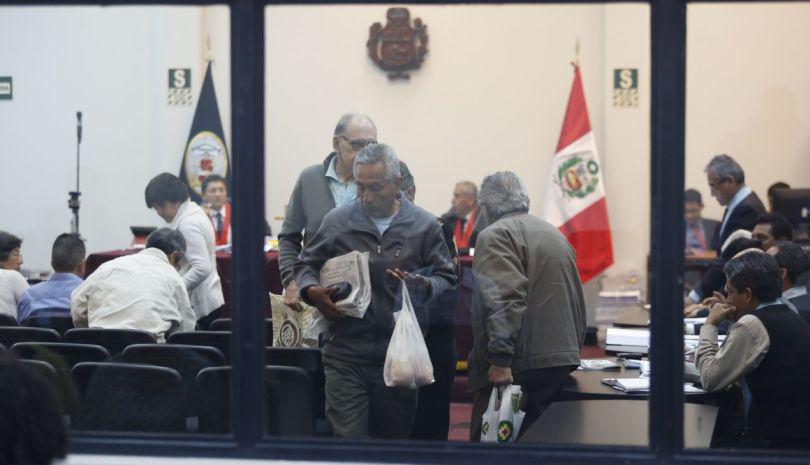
[295,197,458,365]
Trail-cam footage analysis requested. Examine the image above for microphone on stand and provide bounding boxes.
[69,111,83,236]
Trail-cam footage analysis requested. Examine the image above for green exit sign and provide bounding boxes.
[0,77,11,100]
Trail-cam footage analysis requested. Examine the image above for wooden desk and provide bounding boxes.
[520,400,717,448]
[557,360,709,403]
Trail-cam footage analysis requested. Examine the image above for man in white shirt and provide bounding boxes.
[71,228,196,342]
[0,231,28,319]
[145,173,225,328]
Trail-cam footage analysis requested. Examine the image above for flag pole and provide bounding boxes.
[573,39,581,68]
[206,34,213,63]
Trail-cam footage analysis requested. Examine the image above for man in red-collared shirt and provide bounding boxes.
[440,181,488,255]
[201,175,231,247]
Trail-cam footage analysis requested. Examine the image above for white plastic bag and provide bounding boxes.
[383,281,434,389]
[481,384,526,443]
[480,387,501,442]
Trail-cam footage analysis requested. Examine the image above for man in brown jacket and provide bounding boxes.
[468,171,586,441]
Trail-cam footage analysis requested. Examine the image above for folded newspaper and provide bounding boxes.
[319,251,371,318]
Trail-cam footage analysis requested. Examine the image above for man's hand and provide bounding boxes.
[386,268,431,290]
[488,365,513,386]
[706,303,736,326]
[305,286,345,321]
[283,280,303,312]
[701,291,726,308]
[684,303,706,317]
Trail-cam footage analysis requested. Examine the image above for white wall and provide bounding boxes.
[686,3,810,220]
[0,5,229,272]
[265,4,652,296]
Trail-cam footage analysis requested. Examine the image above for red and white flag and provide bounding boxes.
[542,64,614,283]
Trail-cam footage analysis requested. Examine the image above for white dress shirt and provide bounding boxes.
[0,269,28,319]
[169,200,224,318]
[70,248,196,342]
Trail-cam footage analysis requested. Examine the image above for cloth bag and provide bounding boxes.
[481,384,527,443]
[383,281,435,389]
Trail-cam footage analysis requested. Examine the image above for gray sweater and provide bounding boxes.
[295,198,458,364]
[278,153,339,287]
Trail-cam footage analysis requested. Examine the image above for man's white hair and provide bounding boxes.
[479,171,530,220]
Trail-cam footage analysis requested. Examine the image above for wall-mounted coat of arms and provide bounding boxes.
[367,7,428,80]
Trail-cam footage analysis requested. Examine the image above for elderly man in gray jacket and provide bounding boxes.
[279,113,378,310]
[468,171,586,441]
[295,144,457,439]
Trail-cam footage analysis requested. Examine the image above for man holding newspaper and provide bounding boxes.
[295,144,457,439]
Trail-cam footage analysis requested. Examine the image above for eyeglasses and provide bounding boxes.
[338,135,377,151]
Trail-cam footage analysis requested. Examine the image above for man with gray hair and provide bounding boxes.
[295,143,457,439]
[279,113,378,310]
[468,171,586,441]
[71,228,196,342]
[705,154,765,253]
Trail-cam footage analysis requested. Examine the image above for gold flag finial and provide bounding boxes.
[574,39,581,67]
[206,35,213,63]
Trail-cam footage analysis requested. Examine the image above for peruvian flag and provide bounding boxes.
[542,64,614,283]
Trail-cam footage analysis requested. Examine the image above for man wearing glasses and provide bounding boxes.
[279,113,378,310]
[705,154,765,253]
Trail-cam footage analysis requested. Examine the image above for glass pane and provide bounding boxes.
[0,4,233,436]
[685,2,810,452]
[264,3,652,446]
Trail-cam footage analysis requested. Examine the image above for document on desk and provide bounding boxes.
[319,251,371,318]
[579,359,622,371]
[601,378,705,394]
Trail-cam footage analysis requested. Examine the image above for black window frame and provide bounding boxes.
[7,0,808,463]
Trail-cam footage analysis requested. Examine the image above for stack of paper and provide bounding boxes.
[605,328,650,354]
[319,251,371,318]
[579,359,622,371]
[602,378,705,394]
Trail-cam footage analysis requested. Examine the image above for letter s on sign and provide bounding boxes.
[620,69,633,89]
[173,69,187,89]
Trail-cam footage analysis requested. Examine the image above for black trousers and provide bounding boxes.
[410,323,457,441]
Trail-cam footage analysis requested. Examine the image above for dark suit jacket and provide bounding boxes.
[789,293,810,325]
[710,191,766,252]
[439,208,489,255]
[701,218,720,246]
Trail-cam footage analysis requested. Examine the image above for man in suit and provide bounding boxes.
[440,181,488,255]
[201,174,232,247]
[705,154,766,252]
[696,251,810,449]
[685,188,719,255]
[468,171,585,441]
[767,241,810,321]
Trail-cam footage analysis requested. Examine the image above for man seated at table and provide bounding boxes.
[767,241,810,321]
[145,173,224,329]
[440,181,488,255]
[295,143,457,439]
[71,228,196,342]
[695,250,810,449]
[752,212,792,252]
[684,188,719,256]
[17,233,85,322]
